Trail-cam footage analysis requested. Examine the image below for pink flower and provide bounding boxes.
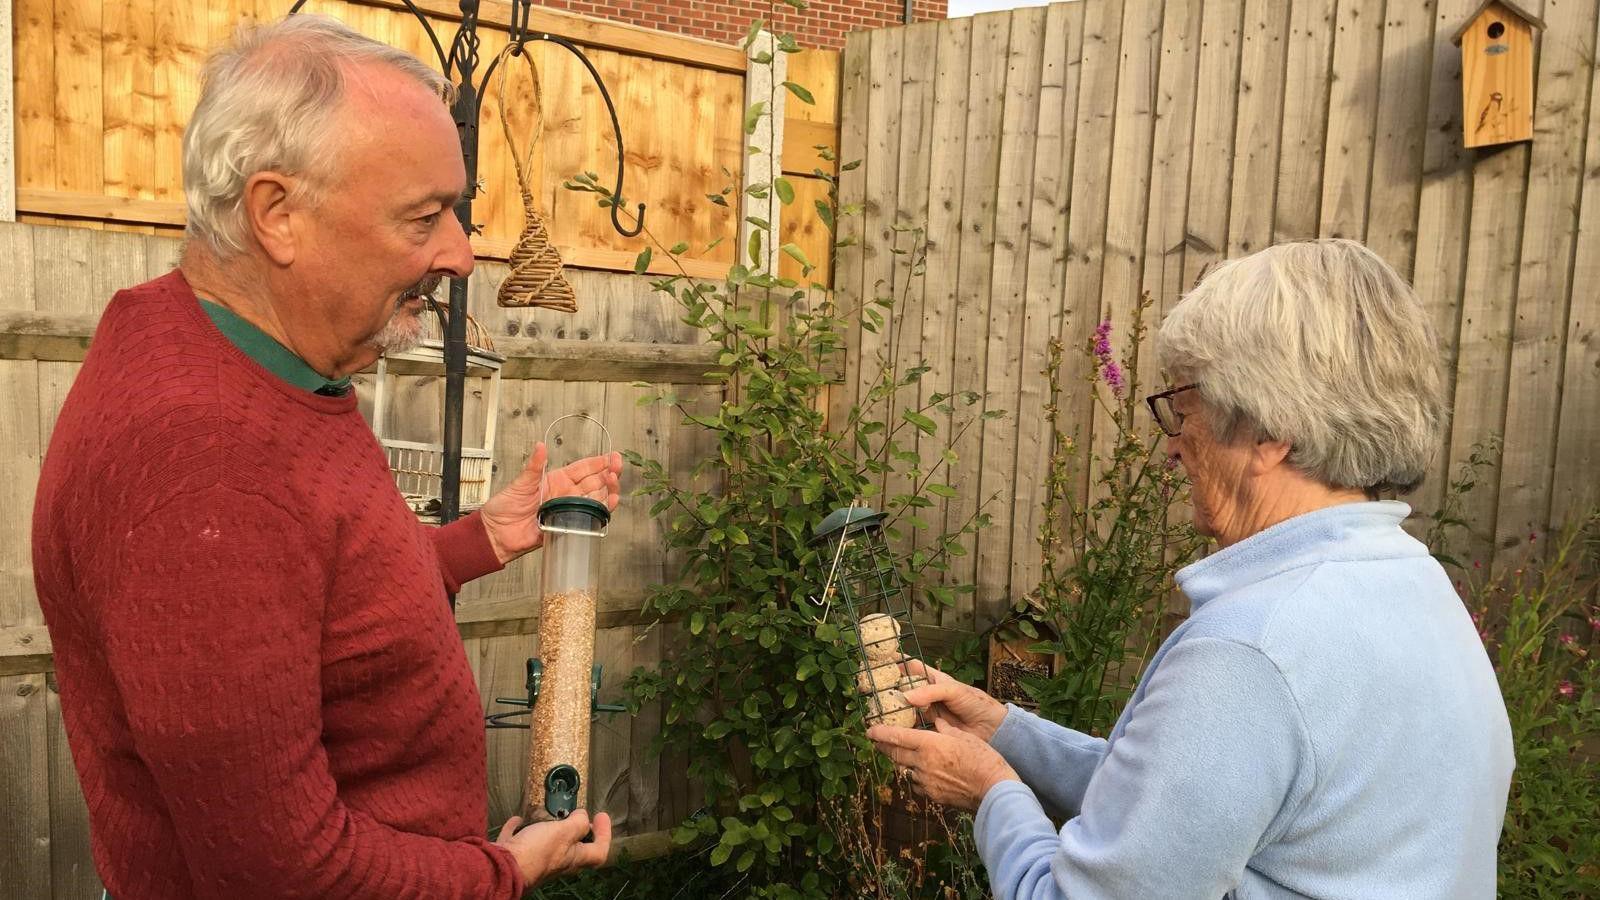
[1557,681,1575,699]
[1559,633,1576,646]
[1101,361,1126,397]
[1529,531,1538,544]
[1473,560,1482,570]
[1588,617,1600,632]
[1093,321,1113,363]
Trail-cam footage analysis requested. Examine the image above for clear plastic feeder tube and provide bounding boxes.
[523,415,610,822]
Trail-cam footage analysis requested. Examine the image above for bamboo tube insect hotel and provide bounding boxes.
[812,507,933,731]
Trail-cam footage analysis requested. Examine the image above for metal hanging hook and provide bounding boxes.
[484,33,648,238]
[538,413,613,534]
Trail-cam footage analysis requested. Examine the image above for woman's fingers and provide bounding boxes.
[899,680,963,709]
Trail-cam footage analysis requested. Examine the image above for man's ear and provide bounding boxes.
[1248,436,1293,476]
[241,172,299,266]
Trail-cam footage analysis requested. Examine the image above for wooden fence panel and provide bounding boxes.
[1273,0,1338,243]
[1,673,51,899]
[1493,0,1600,569]
[913,16,972,629]
[974,7,1046,623]
[836,0,1600,630]
[883,21,936,548]
[11,0,841,283]
[942,12,1009,631]
[1012,0,1086,598]
[1317,0,1386,240]
[1412,0,1485,524]
[1553,14,1600,527]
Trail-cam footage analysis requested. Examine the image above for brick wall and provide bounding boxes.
[540,0,948,50]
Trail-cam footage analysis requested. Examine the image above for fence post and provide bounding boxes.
[0,0,14,223]
[739,29,786,279]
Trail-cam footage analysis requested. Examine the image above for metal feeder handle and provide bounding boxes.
[539,413,613,536]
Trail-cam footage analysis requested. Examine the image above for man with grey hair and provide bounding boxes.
[32,15,620,898]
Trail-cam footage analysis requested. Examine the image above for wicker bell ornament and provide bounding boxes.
[493,45,578,312]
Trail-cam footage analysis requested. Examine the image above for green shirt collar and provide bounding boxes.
[198,298,352,396]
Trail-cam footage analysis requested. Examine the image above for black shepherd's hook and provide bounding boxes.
[481,32,647,238]
[285,0,646,239]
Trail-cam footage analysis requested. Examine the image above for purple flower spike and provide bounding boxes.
[1101,361,1126,397]
[1093,321,1113,362]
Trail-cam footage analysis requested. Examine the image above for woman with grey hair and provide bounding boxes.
[870,239,1514,899]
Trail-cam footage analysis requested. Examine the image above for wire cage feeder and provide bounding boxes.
[371,305,506,521]
[812,506,934,731]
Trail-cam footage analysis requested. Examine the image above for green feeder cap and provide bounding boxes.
[811,507,886,544]
[538,496,611,527]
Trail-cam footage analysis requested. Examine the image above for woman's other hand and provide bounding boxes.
[898,658,1008,742]
[867,719,1020,812]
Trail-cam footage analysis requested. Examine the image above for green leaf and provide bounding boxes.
[903,409,938,435]
[774,176,796,205]
[814,200,835,230]
[741,19,765,51]
[633,247,652,274]
[669,241,689,255]
[709,843,733,867]
[1526,843,1565,873]
[795,655,819,681]
[748,229,764,266]
[736,849,757,872]
[781,81,816,105]
[690,611,706,635]
[743,100,767,135]
[926,483,957,499]
[781,243,810,268]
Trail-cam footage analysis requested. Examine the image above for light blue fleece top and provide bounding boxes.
[974,501,1514,900]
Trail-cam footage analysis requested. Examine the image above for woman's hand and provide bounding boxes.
[898,659,1008,742]
[479,442,623,564]
[494,811,613,887]
[867,719,1021,812]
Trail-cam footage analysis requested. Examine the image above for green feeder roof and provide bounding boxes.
[811,507,886,544]
[538,496,611,527]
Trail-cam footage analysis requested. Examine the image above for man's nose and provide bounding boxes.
[436,218,476,279]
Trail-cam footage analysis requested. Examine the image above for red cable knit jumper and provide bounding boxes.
[32,270,525,899]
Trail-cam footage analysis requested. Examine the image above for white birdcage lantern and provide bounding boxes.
[369,306,505,521]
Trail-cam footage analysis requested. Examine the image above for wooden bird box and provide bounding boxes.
[1452,0,1543,148]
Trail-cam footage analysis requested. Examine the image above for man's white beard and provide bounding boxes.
[367,304,424,354]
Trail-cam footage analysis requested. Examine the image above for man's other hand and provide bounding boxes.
[481,441,623,564]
